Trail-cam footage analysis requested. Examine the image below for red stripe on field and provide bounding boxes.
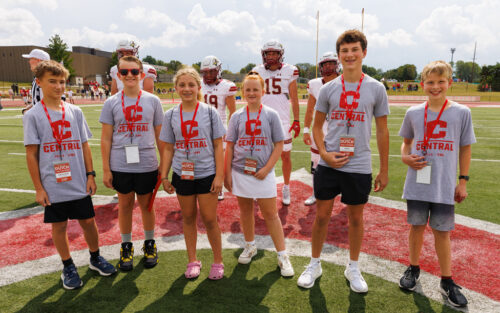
[0,181,498,301]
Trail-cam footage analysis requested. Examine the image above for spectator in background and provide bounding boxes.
[9,88,14,100]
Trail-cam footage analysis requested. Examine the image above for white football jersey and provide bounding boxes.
[307,77,328,151]
[201,79,237,125]
[110,64,157,91]
[252,63,299,123]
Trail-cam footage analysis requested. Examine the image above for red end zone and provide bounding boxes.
[1,181,498,301]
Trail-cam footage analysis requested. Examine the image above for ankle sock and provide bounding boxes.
[277,250,287,257]
[144,229,155,241]
[348,260,359,269]
[310,257,320,265]
[90,249,100,262]
[441,276,452,281]
[62,257,74,268]
[121,233,132,243]
[246,240,256,246]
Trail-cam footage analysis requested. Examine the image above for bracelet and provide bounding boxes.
[303,127,310,134]
[161,177,169,181]
[294,120,300,122]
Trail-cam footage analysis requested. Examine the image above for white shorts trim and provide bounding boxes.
[231,169,277,199]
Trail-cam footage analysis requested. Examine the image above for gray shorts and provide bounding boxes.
[406,200,455,231]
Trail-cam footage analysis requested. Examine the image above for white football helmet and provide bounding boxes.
[319,51,340,77]
[261,41,284,69]
[116,39,138,58]
[200,55,222,84]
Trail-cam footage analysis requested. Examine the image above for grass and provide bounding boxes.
[0,103,499,224]
[385,82,500,102]
[0,249,459,313]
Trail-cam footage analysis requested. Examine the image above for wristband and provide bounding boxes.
[86,171,96,177]
[458,175,469,181]
[303,127,310,134]
[161,177,169,181]
[294,120,299,122]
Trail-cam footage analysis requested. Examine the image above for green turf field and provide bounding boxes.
[0,249,459,313]
[0,103,499,224]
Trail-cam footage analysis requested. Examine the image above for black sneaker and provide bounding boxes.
[142,239,159,269]
[118,242,134,271]
[439,279,468,307]
[399,266,420,291]
[61,264,83,290]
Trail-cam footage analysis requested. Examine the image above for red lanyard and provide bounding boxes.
[422,99,448,156]
[341,73,364,131]
[121,90,142,143]
[41,100,65,160]
[246,104,263,155]
[180,102,200,158]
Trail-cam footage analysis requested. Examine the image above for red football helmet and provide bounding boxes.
[261,41,284,69]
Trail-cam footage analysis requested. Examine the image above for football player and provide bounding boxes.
[110,40,157,95]
[201,55,237,200]
[303,52,341,205]
[252,41,300,205]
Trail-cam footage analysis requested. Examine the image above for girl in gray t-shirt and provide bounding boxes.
[224,72,294,277]
[159,67,225,280]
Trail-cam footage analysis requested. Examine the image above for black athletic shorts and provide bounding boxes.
[313,165,372,205]
[44,195,95,223]
[112,170,158,195]
[171,172,215,196]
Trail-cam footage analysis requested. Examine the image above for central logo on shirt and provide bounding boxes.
[124,106,143,122]
[426,120,447,139]
[52,120,72,140]
[245,120,262,136]
[339,91,360,110]
[181,121,199,139]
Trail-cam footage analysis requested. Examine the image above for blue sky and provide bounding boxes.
[1,0,499,72]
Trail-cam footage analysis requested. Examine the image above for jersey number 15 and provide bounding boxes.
[265,78,282,95]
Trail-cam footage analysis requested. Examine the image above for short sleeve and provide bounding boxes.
[144,65,157,81]
[77,108,92,143]
[398,110,414,139]
[23,113,40,146]
[291,65,299,81]
[459,108,476,146]
[99,99,114,125]
[226,113,239,143]
[110,66,118,81]
[227,81,238,96]
[159,110,175,144]
[314,86,329,114]
[210,107,226,139]
[270,110,285,143]
[153,96,164,126]
[373,84,390,118]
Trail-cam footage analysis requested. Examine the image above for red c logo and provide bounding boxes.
[52,120,72,140]
[426,120,447,139]
[125,106,143,122]
[245,120,262,136]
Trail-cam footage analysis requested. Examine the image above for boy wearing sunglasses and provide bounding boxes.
[100,56,164,271]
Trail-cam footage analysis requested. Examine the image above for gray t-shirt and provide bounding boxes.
[399,102,476,205]
[99,91,164,173]
[159,102,226,179]
[23,103,92,203]
[226,106,285,173]
[315,74,390,174]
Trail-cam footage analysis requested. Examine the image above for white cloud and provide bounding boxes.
[2,0,57,10]
[0,7,44,45]
[369,29,416,48]
[108,23,118,31]
[416,1,500,55]
[51,27,139,51]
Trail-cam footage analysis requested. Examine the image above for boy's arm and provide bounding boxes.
[455,144,472,203]
[100,123,114,189]
[224,141,234,192]
[211,137,224,193]
[255,141,284,180]
[313,110,349,168]
[154,125,165,172]
[401,138,427,170]
[160,141,175,194]
[303,94,316,145]
[110,80,118,96]
[226,96,236,123]
[374,115,389,192]
[288,80,300,137]
[143,77,155,94]
[82,141,96,195]
[25,145,50,206]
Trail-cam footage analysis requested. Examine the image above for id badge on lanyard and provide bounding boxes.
[416,161,432,184]
[340,74,364,156]
[339,135,355,156]
[181,159,195,180]
[125,144,140,164]
[244,157,258,175]
[244,105,262,175]
[54,160,72,183]
[122,91,142,164]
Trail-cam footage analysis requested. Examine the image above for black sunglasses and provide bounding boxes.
[119,68,141,76]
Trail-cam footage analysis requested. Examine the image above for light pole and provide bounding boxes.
[450,48,456,67]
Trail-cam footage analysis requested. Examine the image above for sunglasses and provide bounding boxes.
[119,68,141,76]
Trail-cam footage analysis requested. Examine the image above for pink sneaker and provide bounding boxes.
[185,261,202,279]
[208,263,224,280]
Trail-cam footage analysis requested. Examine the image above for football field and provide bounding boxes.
[0,102,499,312]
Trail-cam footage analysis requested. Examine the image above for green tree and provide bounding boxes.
[384,64,417,81]
[143,55,158,65]
[362,65,384,80]
[240,63,256,74]
[167,60,183,73]
[455,60,481,83]
[192,62,201,72]
[295,63,315,79]
[110,52,118,69]
[47,34,75,78]
[478,63,500,91]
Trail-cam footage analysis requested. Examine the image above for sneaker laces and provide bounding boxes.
[241,244,255,257]
[143,241,155,256]
[65,265,77,278]
[348,267,364,282]
[302,263,318,277]
[122,245,132,260]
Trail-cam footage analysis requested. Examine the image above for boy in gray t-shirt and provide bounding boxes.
[24,60,115,290]
[398,61,475,308]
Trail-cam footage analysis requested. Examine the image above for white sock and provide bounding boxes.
[310,257,320,265]
[246,240,256,246]
[283,184,289,190]
[277,250,287,257]
[348,260,359,269]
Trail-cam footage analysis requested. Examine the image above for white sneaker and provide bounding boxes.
[238,243,257,264]
[277,254,294,277]
[297,262,322,288]
[344,265,368,293]
[282,185,290,205]
[218,191,224,201]
[304,194,316,206]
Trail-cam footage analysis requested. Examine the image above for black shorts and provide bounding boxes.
[112,170,158,195]
[171,172,215,196]
[313,165,372,205]
[44,195,95,223]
